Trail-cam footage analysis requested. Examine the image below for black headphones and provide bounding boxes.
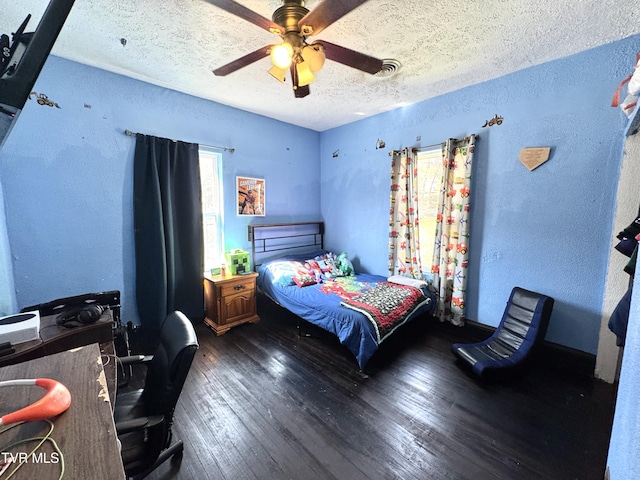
[56,304,104,328]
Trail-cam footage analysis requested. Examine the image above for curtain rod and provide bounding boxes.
[388,142,442,156]
[388,135,480,156]
[414,142,444,152]
[124,129,235,153]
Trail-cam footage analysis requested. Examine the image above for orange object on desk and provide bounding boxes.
[0,378,71,426]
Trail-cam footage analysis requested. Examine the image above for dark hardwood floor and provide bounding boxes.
[127,295,616,480]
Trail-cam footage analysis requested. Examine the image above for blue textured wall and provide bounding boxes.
[607,254,640,478]
[319,35,640,354]
[0,56,320,324]
[0,35,638,352]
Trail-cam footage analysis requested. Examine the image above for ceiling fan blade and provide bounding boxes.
[316,40,383,75]
[212,45,272,76]
[299,0,370,37]
[204,0,283,34]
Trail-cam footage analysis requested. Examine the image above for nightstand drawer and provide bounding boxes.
[220,277,255,298]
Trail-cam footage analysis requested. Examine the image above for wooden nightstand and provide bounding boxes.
[203,272,260,336]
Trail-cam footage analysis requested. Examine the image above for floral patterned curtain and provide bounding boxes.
[388,148,423,278]
[431,135,477,325]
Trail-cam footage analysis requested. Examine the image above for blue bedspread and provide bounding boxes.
[257,253,435,368]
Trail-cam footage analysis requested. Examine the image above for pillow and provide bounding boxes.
[266,260,310,286]
[304,260,324,283]
[316,257,334,272]
[293,273,317,287]
[319,252,344,277]
[305,252,345,280]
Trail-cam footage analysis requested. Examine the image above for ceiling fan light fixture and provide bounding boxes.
[270,42,294,69]
[268,64,287,83]
[296,61,315,87]
[209,0,385,99]
[290,62,310,98]
[294,85,310,98]
[301,44,325,73]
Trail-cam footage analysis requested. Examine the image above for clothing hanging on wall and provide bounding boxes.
[609,285,633,347]
[609,214,640,345]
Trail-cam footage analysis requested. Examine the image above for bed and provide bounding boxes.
[249,222,436,369]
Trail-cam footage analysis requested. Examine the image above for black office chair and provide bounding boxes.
[451,287,554,379]
[114,311,198,479]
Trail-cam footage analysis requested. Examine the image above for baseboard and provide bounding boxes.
[435,318,597,378]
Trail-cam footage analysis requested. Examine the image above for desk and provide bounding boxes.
[0,309,114,367]
[0,343,125,479]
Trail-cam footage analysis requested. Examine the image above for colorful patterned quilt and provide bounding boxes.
[257,252,436,368]
[339,282,431,344]
[319,276,377,299]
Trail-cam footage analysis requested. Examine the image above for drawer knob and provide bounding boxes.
[234,284,246,290]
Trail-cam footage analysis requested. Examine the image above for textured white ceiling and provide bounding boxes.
[2,0,640,131]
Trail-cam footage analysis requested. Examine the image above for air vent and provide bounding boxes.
[375,59,402,78]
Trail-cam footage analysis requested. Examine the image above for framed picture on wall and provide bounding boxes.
[236,176,266,216]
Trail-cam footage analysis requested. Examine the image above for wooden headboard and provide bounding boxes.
[247,222,324,268]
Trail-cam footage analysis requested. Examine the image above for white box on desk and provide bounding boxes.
[0,310,40,345]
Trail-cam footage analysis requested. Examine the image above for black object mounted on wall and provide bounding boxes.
[0,0,76,148]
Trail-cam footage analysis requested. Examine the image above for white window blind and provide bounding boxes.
[199,147,224,273]
[417,147,442,276]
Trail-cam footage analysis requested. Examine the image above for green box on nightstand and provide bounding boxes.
[225,249,250,275]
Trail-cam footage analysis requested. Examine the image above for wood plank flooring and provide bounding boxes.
[128,295,616,480]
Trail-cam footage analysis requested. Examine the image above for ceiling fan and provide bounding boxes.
[208,0,384,98]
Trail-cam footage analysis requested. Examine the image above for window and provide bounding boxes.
[199,147,224,273]
[416,147,442,274]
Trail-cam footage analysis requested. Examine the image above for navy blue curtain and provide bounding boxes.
[133,134,204,334]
